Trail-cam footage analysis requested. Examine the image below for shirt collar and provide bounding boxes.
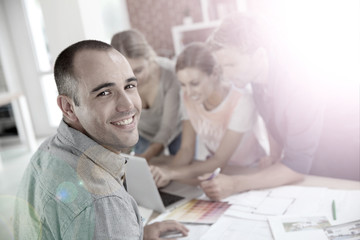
[57,120,127,181]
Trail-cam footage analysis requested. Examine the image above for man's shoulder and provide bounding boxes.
[15,144,95,239]
[21,142,94,205]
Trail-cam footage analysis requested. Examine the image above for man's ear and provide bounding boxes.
[211,64,223,83]
[57,95,78,122]
[252,47,268,65]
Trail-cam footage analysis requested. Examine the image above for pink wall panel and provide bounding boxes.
[126,0,203,58]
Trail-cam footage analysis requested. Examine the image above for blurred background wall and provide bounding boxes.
[0,0,358,149]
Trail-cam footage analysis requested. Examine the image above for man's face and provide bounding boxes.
[72,49,141,152]
[214,46,257,88]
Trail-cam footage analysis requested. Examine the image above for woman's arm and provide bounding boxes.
[151,69,183,154]
[168,120,197,166]
[150,120,197,187]
[138,143,164,161]
[200,162,304,201]
[172,129,243,179]
[151,128,244,187]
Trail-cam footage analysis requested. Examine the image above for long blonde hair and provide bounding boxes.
[207,13,272,53]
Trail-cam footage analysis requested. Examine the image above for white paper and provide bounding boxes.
[224,188,296,219]
[317,189,360,225]
[268,215,330,240]
[200,215,273,240]
[182,224,210,240]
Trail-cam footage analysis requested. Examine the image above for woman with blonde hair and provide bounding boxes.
[111,29,182,161]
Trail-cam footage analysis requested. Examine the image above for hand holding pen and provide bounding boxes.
[198,167,237,201]
[198,167,221,182]
[205,167,221,181]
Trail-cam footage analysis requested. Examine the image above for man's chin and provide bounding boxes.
[232,79,249,88]
[120,147,133,155]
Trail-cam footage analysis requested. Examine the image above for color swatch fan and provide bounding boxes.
[163,199,231,224]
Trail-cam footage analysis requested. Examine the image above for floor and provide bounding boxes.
[0,137,45,240]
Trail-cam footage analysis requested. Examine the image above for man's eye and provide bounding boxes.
[97,91,110,97]
[125,84,137,89]
[134,68,143,74]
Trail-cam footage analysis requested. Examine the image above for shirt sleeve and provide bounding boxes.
[228,91,256,132]
[63,197,142,240]
[281,85,325,174]
[152,71,183,145]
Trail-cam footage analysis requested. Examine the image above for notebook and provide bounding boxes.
[124,154,203,213]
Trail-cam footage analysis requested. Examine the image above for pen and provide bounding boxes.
[332,200,337,220]
[206,167,221,181]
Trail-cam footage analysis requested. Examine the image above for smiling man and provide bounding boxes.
[13,40,188,239]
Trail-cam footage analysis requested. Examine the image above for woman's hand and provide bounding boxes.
[198,173,236,201]
[150,165,173,188]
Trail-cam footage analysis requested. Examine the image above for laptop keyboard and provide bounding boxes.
[159,191,185,207]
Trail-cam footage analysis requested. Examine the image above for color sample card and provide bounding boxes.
[163,199,231,224]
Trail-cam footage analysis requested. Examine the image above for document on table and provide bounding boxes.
[316,189,360,224]
[200,186,360,239]
[224,186,360,223]
[268,215,331,240]
[182,224,211,240]
[200,215,273,240]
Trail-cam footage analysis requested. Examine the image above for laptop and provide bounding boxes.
[124,154,203,213]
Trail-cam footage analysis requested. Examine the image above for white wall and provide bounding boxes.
[1,0,53,137]
[39,0,86,65]
[0,0,131,137]
[0,1,22,93]
[40,0,130,63]
[0,0,28,142]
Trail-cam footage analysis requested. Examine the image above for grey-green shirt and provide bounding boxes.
[138,57,182,146]
[14,120,143,239]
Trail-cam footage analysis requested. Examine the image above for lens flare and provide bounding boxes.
[56,182,78,203]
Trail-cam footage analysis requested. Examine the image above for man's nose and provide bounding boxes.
[115,93,134,112]
[185,85,193,96]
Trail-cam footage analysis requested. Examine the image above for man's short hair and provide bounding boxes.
[54,40,113,106]
[207,13,271,53]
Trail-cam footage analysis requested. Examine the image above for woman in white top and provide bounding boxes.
[151,42,265,187]
[111,29,182,161]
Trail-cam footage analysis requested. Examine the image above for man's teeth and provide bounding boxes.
[113,117,133,126]
[191,96,199,100]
